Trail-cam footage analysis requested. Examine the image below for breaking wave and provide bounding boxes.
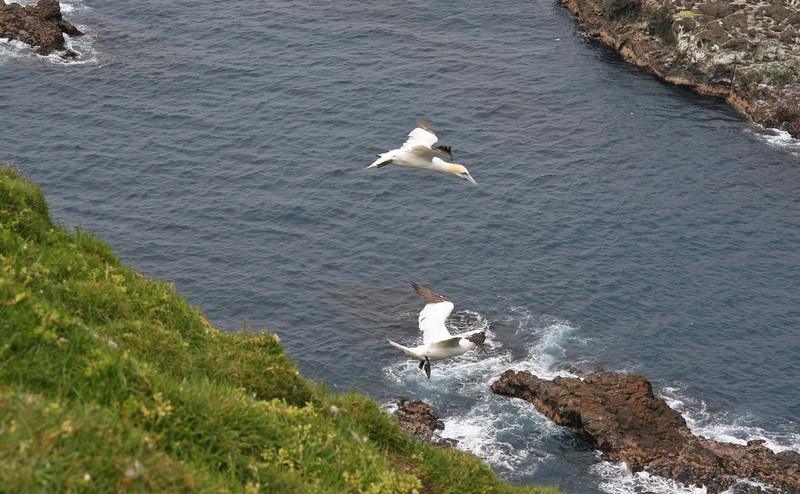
[745,125,800,157]
[382,307,585,481]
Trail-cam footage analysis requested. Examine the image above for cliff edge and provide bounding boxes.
[0,164,559,494]
[560,0,800,138]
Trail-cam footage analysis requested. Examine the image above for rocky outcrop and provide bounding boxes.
[560,0,800,138]
[492,370,800,493]
[0,0,82,56]
[394,399,458,448]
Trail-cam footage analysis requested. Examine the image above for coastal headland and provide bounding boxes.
[559,0,800,138]
[0,165,560,493]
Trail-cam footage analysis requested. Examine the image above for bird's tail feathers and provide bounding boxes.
[387,339,405,350]
[366,152,393,169]
[387,339,423,360]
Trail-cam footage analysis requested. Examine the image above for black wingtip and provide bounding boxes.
[466,331,486,346]
[410,282,450,304]
[416,117,436,135]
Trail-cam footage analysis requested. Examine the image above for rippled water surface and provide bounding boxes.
[3,0,799,491]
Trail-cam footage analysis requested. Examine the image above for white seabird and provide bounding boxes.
[366,118,478,185]
[388,282,487,379]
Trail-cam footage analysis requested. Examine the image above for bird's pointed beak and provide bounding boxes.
[463,173,477,185]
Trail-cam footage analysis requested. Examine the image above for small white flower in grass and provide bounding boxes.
[83,473,91,481]
[329,405,339,415]
[125,460,143,478]
[350,429,367,443]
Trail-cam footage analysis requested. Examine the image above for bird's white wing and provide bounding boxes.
[418,301,454,344]
[401,126,438,151]
[427,337,462,351]
[450,329,483,339]
[406,146,453,162]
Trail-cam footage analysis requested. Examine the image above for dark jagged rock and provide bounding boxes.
[0,0,82,56]
[394,399,458,448]
[560,0,800,138]
[492,370,800,493]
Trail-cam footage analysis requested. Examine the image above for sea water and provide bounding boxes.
[3,0,799,492]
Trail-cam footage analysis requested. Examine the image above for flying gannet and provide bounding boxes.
[388,282,487,379]
[366,118,478,185]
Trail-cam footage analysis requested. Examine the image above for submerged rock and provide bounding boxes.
[394,399,458,448]
[559,0,800,138]
[492,370,800,493]
[1,0,82,56]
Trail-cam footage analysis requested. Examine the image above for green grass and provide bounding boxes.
[0,163,562,493]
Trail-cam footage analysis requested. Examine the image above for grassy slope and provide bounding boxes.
[0,164,561,493]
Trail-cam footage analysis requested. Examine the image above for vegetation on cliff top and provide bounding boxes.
[0,164,560,493]
[561,0,800,137]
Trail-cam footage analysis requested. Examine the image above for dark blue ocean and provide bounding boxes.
[3,0,799,491]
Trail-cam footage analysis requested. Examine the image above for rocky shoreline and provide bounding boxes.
[1,0,82,57]
[397,371,800,492]
[559,0,800,138]
[491,370,800,493]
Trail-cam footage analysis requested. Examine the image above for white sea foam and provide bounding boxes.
[10,0,82,8]
[383,307,581,478]
[745,125,800,157]
[445,400,557,473]
[0,37,33,59]
[660,386,800,454]
[596,460,782,494]
[57,31,98,66]
[720,479,772,494]
[592,461,707,494]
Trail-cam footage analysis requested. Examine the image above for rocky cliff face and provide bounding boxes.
[560,0,800,138]
[1,0,82,56]
[393,399,459,448]
[492,370,800,493]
